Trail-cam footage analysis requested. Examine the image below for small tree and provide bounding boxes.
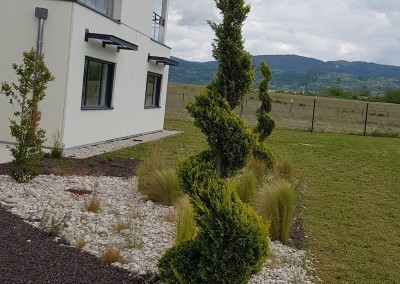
[1,49,54,182]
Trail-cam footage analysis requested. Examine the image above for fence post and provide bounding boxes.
[182,93,185,104]
[311,98,316,132]
[290,99,293,113]
[337,107,339,117]
[363,103,369,136]
[387,111,389,121]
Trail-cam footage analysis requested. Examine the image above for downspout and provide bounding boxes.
[35,7,48,56]
[31,7,48,142]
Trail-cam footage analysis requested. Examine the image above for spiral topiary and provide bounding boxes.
[158,0,272,282]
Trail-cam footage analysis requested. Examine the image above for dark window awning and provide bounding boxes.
[148,54,179,66]
[85,29,138,52]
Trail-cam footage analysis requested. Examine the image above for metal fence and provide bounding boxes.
[166,90,400,137]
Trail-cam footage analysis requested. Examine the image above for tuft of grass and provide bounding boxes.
[136,150,170,193]
[137,163,183,206]
[38,208,70,236]
[235,170,258,204]
[275,156,294,180]
[99,247,128,264]
[84,192,101,213]
[50,130,63,159]
[175,195,197,244]
[75,237,86,249]
[253,179,296,245]
[245,156,268,181]
[124,233,144,249]
[112,221,131,232]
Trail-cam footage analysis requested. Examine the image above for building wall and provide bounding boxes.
[62,1,171,148]
[0,0,72,146]
[0,0,172,148]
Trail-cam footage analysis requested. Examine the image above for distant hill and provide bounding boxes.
[169,55,400,95]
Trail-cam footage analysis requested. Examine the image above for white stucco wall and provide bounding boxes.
[62,1,172,148]
[0,0,173,149]
[0,0,72,147]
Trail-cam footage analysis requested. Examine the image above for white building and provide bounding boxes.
[0,0,177,148]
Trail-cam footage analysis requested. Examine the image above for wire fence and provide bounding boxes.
[166,89,400,137]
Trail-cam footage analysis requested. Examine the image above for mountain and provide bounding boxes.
[169,55,400,95]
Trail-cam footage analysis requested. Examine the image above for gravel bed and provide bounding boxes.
[0,174,315,283]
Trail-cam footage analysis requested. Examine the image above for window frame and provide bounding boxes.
[76,0,118,21]
[81,56,115,110]
[144,72,163,108]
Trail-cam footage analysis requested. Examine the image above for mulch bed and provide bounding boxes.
[0,205,146,284]
[0,155,141,178]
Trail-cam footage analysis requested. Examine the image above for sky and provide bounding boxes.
[160,0,400,66]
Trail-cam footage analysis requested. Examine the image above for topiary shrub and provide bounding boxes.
[158,0,272,282]
[253,179,296,245]
[159,161,269,283]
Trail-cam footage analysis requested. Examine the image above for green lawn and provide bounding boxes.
[268,129,400,283]
[107,117,400,283]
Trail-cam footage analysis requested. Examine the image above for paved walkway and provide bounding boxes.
[0,130,180,164]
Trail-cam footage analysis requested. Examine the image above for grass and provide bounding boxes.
[274,156,294,180]
[99,247,128,264]
[103,83,400,282]
[233,170,258,204]
[253,179,296,245]
[175,195,197,244]
[84,192,101,213]
[105,119,207,165]
[245,156,268,182]
[268,128,400,283]
[111,221,131,233]
[139,168,183,206]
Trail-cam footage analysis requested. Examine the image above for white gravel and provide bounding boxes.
[0,174,315,283]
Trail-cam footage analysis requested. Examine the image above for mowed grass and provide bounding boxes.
[106,83,400,283]
[103,118,206,164]
[269,129,400,283]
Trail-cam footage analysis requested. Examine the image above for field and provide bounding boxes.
[167,82,400,136]
[109,83,400,283]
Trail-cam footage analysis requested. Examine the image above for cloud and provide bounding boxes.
[166,0,400,66]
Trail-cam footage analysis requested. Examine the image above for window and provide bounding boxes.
[145,73,162,107]
[78,0,114,18]
[81,57,115,109]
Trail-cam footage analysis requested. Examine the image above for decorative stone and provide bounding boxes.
[24,188,38,197]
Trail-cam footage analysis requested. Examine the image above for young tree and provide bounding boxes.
[1,49,54,182]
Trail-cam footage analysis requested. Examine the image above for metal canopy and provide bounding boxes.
[85,29,138,52]
[148,54,179,66]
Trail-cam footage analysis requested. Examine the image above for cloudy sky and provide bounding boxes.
[161,0,400,66]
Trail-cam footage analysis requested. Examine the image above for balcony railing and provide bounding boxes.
[152,12,165,44]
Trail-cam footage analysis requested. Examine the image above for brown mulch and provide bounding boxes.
[0,155,141,178]
[0,155,151,284]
